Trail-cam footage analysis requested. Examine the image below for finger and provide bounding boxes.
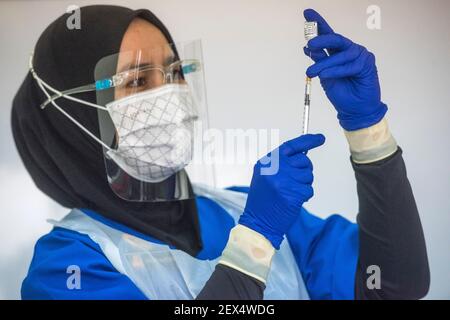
[303,46,328,63]
[318,51,372,79]
[289,168,314,184]
[306,44,363,78]
[282,134,326,156]
[307,34,352,52]
[303,9,334,35]
[299,184,314,201]
[287,153,313,169]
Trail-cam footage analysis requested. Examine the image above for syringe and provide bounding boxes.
[303,21,318,134]
[302,76,312,134]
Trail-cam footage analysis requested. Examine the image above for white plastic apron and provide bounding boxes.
[49,184,310,300]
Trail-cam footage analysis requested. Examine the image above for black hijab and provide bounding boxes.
[11,5,202,256]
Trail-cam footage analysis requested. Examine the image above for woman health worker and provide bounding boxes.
[12,6,429,299]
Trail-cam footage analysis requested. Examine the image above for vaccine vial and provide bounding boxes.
[304,21,318,43]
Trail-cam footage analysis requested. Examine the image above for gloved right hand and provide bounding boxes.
[303,9,387,131]
[238,134,325,249]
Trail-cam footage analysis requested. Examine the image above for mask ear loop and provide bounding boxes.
[28,53,112,151]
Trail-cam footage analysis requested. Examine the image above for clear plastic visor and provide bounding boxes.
[94,40,211,202]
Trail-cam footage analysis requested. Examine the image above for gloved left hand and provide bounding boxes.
[303,9,387,131]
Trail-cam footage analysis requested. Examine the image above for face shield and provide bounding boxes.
[94,40,212,202]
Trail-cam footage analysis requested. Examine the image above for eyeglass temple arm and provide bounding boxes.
[38,59,201,109]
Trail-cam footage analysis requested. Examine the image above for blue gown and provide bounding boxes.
[21,186,358,300]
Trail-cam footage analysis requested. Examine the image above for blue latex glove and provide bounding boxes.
[303,9,387,131]
[239,134,325,249]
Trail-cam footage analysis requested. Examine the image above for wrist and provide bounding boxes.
[338,102,388,131]
[344,117,398,164]
[239,205,290,250]
[219,224,275,284]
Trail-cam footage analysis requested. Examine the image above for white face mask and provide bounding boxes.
[105,84,197,183]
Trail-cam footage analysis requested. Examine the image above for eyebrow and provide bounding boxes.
[118,54,176,74]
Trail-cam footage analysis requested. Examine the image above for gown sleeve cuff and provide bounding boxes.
[344,117,398,164]
[218,224,275,284]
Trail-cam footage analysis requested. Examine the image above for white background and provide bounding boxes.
[0,0,449,299]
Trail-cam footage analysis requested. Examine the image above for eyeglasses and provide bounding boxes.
[39,59,201,109]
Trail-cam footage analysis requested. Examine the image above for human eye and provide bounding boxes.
[172,65,183,79]
[125,77,147,88]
